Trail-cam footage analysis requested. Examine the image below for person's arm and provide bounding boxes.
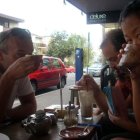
[92,86,109,113]
[115,79,132,109]
[125,94,132,108]
[0,73,16,122]
[131,78,140,130]
[7,93,37,121]
[76,74,109,114]
[0,56,40,122]
[108,110,140,133]
[128,64,140,130]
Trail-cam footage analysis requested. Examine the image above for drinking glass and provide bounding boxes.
[78,90,94,118]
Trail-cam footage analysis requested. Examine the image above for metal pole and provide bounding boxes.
[87,32,90,74]
[59,73,63,116]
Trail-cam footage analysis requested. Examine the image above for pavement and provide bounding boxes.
[13,73,100,110]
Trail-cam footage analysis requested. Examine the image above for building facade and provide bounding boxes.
[0,13,48,55]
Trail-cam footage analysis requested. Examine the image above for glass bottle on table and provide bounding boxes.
[64,105,78,127]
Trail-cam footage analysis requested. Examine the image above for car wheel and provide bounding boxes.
[31,81,37,92]
[57,78,65,89]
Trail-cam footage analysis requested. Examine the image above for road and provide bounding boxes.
[35,73,100,109]
[14,73,100,110]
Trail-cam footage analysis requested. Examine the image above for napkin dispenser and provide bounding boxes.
[21,110,57,135]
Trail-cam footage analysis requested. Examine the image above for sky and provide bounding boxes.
[0,0,103,53]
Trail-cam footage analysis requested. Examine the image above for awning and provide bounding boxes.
[66,0,132,13]
[66,0,132,24]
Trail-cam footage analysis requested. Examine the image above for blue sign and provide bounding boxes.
[75,48,83,81]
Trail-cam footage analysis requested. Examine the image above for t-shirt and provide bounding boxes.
[8,77,34,109]
[115,79,132,100]
[101,64,131,99]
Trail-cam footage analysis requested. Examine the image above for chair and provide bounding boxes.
[100,64,116,91]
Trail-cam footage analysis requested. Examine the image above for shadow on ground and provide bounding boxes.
[35,86,58,96]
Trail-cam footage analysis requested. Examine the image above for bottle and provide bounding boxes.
[63,105,78,127]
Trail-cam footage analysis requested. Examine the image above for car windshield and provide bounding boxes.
[90,63,102,68]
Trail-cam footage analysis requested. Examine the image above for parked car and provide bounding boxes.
[65,66,75,73]
[83,63,103,77]
[28,56,67,92]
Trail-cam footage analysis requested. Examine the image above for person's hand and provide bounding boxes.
[5,55,42,80]
[108,110,140,132]
[76,74,99,91]
[118,44,126,60]
[108,110,124,127]
[118,44,140,79]
[108,109,129,129]
[108,110,129,127]
[108,109,121,125]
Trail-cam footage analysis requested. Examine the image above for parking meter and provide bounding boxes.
[75,48,83,82]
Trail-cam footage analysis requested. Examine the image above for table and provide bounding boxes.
[0,113,103,140]
[1,121,65,140]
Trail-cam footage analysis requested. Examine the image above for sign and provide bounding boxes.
[75,48,83,81]
[87,11,121,24]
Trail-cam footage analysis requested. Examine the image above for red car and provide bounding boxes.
[28,56,67,92]
[65,66,75,73]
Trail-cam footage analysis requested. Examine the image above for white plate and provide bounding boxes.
[0,133,9,140]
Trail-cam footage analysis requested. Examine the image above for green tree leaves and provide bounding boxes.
[46,31,94,67]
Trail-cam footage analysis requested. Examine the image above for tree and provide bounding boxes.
[67,34,94,67]
[47,31,73,61]
[46,31,94,67]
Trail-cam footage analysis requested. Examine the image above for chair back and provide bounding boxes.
[100,64,116,91]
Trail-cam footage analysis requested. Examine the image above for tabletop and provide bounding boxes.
[0,113,103,140]
[1,121,65,140]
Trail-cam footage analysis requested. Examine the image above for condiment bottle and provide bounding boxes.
[63,103,78,127]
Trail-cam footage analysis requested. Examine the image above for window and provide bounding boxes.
[43,58,49,66]
[52,59,61,68]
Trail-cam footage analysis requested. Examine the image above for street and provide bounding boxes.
[35,73,100,110]
[13,73,100,110]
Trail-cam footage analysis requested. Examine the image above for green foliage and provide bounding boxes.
[66,34,94,67]
[46,31,94,66]
[67,34,86,49]
[83,47,94,67]
[47,31,73,61]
